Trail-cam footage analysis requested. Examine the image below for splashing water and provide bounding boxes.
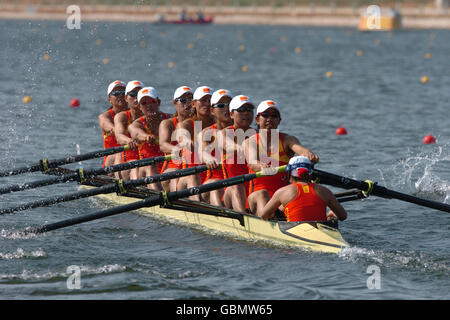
[382,146,450,203]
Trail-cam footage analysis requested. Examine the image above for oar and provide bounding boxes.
[312,169,450,213]
[27,166,287,234]
[0,145,131,178]
[0,155,171,195]
[0,165,208,215]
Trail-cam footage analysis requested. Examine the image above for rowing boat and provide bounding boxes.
[81,176,349,254]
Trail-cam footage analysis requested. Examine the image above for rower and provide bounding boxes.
[222,95,256,213]
[177,86,215,201]
[128,87,170,190]
[260,156,347,222]
[199,89,233,206]
[98,80,128,173]
[245,100,319,217]
[159,86,194,192]
[113,80,144,180]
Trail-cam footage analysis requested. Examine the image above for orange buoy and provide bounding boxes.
[423,134,436,144]
[70,98,80,108]
[335,127,347,135]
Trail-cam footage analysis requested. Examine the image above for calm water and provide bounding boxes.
[0,19,449,300]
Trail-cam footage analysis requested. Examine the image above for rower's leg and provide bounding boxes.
[145,165,162,191]
[202,179,223,206]
[178,174,201,201]
[130,168,139,180]
[248,190,271,217]
[224,185,247,213]
[161,167,177,192]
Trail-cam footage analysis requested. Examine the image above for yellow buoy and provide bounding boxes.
[197,33,203,39]
[102,58,109,65]
[187,43,194,49]
[425,52,431,59]
[356,50,364,56]
[168,61,175,68]
[241,66,249,72]
[23,96,32,103]
[43,53,50,60]
[96,39,102,46]
[239,44,246,51]
[280,36,286,42]
[374,39,381,45]
[421,76,429,83]
[295,46,302,53]
[326,71,333,77]
[140,41,147,48]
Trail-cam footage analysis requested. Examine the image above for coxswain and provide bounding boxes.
[159,86,194,192]
[113,80,144,180]
[199,89,233,206]
[221,95,256,213]
[128,87,170,190]
[245,100,319,217]
[177,86,215,201]
[260,156,347,222]
[98,80,128,173]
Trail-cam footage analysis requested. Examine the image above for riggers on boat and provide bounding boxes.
[82,176,349,254]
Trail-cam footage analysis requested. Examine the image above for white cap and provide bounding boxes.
[138,87,159,103]
[193,86,213,100]
[229,95,255,112]
[107,80,126,95]
[211,89,233,105]
[256,100,281,114]
[287,156,314,177]
[125,80,144,95]
[173,86,193,100]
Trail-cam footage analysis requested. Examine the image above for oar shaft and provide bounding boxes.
[32,195,160,234]
[0,145,128,178]
[1,165,208,215]
[0,155,169,195]
[30,169,266,234]
[314,169,450,213]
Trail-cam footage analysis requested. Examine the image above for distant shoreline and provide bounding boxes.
[1,4,450,29]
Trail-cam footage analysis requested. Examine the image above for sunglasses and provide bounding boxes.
[259,112,280,119]
[141,98,160,105]
[110,90,125,96]
[212,103,229,109]
[235,105,254,113]
[176,98,192,104]
[127,91,138,97]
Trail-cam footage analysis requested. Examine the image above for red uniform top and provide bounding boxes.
[203,123,224,182]
[283,183,327,222]
[222,125,250,196]
[248,132,290,196]
[102,109,121,167]
[160,117,183,173]
[137,114,168,172]
[181,119,207,183]
[121,110,140,163]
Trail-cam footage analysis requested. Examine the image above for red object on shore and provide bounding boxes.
[70,99,80,108]
[160,17,213,24]
[335,127,348,135]
[423,134,436,144]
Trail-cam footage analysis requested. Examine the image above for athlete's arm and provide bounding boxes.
[315,185,347,221]
[284,134,319,163]
[98,111,115,133]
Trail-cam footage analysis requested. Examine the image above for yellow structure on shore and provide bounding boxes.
[358,7,402,31]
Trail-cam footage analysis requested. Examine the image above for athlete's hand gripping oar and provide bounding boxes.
[0,165,209,215]
[312,169,450,214]
[0,145,132,178]
[27,165,287,234]
[0,155,171,195]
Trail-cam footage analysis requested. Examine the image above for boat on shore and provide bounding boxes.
[81,175,349,254]
[358,8,401,31]
[155,17,213,25]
